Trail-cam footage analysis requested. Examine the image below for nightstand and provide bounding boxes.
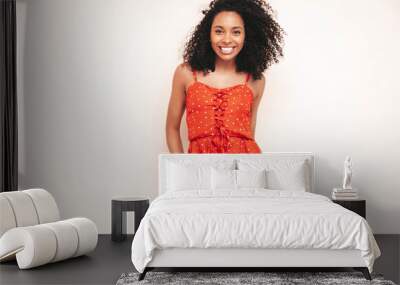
[111,197,149,242]
[332,199,366,219]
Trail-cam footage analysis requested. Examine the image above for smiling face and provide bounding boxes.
[210,11,245,63]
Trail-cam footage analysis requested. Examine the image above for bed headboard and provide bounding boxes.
[158,153,315,195]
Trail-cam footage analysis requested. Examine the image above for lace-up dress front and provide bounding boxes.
[186,71,261,153]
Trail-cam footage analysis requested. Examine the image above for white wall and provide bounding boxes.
[17,0,400,234]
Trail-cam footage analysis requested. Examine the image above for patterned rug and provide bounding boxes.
[116,271,397,285]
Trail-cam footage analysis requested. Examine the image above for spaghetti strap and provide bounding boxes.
[192,70,197,82]
[245,73,251,84]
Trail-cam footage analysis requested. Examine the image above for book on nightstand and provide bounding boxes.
[332,188,359,200]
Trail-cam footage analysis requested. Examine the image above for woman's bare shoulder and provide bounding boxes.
[248,74,266,97]
[173,63,193,86]
[175,63,193,78]
[252,73,265,85]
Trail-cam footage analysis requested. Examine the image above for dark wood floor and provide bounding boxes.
[0,235,398,285]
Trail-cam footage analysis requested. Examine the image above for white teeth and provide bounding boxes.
[220,47,234,54]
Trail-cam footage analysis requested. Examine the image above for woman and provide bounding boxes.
[166,0,284,153]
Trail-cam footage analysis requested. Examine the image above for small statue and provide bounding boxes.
[342,156,353,190]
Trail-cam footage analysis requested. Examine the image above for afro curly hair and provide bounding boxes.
[183,0,285,80]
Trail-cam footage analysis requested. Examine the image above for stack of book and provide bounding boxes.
[332,188,359,200]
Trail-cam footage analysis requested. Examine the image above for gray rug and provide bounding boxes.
[116,271,397,285]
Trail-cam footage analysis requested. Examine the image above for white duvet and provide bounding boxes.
[131,189,380,273]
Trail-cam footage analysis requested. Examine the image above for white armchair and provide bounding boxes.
[0,188,98,269]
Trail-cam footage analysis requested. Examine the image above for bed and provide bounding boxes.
[131,153,381,281]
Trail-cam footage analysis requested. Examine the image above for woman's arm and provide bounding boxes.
[250,74,266,138]
[165,64,188,153]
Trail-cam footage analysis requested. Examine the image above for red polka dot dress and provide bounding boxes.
[186,70,261,153]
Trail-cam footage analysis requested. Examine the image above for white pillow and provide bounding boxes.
[167,162,211,191]
[211,168,236,190]
[237,159,310,191]
[211,168,268,190]
[266,166,307,191]
[237,169,267,188]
